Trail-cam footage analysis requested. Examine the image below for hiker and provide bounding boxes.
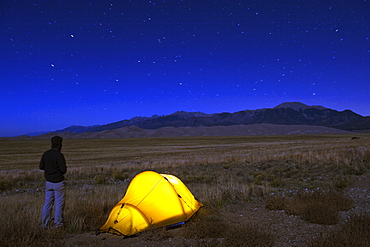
[39,135,67,229]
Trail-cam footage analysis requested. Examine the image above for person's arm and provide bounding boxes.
[39,154,45,170]
[59,153,67,174]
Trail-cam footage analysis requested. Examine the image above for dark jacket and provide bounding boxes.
[39,148,67,183]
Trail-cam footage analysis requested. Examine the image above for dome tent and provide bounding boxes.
[98,171,203,236]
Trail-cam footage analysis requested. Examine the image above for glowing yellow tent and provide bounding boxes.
[99,171,203,236]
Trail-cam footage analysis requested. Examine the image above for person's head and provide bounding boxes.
[51,136,63,151]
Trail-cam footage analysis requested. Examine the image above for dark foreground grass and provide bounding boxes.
[309,213,370,247]
[181,208,275,247]
[266,190,354,225]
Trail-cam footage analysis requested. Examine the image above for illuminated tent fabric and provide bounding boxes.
[99,171,203,236]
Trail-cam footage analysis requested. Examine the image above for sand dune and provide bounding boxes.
[30,124,351,139]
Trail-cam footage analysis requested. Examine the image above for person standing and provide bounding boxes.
[40,135,67,229]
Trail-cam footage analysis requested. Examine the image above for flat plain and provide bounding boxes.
[1,134,369,246]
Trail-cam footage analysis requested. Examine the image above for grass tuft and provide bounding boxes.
[309,213,370,246]
[0,179,12,191]
[266,190,353,225]
[112,170,129,181]
[182,208,274,246]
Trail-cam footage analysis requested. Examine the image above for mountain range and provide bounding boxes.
[10,102,369,139]
[24,102,364,138]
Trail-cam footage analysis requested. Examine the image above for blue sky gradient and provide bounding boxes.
[1,0,369,136]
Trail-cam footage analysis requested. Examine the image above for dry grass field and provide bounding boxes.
[0,134,369,246]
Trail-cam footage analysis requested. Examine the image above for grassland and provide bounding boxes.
[0,134,369,246]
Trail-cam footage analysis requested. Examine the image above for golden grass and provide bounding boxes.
[0,134,369,246]
[0,193,55,247]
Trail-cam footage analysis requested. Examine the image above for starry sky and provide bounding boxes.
[1,0,369,137]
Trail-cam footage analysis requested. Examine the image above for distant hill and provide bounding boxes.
[53,102,369,134]
[8,102,368,139]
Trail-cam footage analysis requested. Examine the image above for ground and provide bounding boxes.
[63,172,370,247]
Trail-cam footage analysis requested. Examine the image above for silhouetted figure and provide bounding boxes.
[40,135,67,228]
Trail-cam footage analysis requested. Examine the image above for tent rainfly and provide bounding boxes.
[98,171,203,236]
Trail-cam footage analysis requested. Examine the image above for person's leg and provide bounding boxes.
[41,181,55,228]
[54,181,66,227]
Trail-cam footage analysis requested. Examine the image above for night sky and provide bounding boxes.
[1,0,369,137]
